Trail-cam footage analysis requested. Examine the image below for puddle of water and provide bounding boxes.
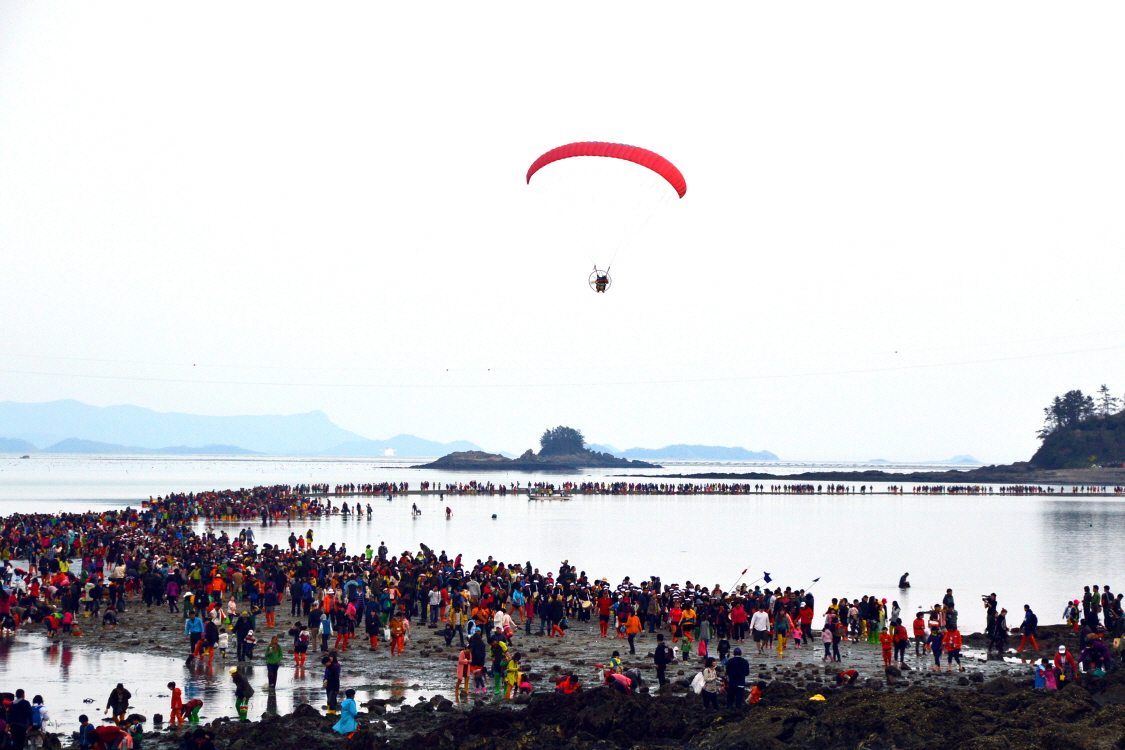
[0,634,450,734]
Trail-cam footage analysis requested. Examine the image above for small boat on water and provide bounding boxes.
[527,490,571,501]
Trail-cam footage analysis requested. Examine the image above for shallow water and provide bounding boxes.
[0,632,438,731]
[200,491,1123,634]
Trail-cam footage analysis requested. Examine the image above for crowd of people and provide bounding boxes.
[0,482,1123,746]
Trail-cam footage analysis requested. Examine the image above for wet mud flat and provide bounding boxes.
[67,605,1034,700]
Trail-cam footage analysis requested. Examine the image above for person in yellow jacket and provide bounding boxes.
[680,606,697,645]
[451,605,468,646]
[504,652,522,699]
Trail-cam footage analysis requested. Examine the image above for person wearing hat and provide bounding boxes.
[991,608,1009,655]
[1064,600,1081,632]
[243,629,257,660]
[1054,644,1078,684]
[725,647,750,709]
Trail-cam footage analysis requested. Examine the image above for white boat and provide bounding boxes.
[527,490,571,501]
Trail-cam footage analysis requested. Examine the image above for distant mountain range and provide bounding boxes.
[316,436,482,457]
[0,400,481,457]
[585,443,779,461]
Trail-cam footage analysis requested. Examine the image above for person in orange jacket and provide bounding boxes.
[878,627,894,666]
[746,680,765,704]
[554,674,581,694]
[943,625,964,672]
[625,612,642,655]
[389,614,407,656]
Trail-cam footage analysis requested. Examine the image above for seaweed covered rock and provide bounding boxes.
[142,681,1125,750]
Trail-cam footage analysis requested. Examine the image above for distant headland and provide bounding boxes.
[651,387,1125,485]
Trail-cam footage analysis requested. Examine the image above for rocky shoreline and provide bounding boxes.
[131,665,1125,750]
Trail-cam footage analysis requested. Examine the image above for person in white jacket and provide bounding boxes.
[750,607,772,654]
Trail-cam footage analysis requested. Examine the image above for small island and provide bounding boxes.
[413,426,660,471]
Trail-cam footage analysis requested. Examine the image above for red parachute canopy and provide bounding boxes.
[526,142,687,198]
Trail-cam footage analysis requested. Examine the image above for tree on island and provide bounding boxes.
[1033,385,1125,468]
[540,426,586,456]
[1097,384,1121,417]
[1039,390,1096,438]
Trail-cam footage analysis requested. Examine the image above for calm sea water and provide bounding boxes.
[0,453,1119,724]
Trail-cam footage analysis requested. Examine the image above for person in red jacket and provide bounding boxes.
[1054,645,1078,684]
[730,602,748,642]
[92,724,128,750]
[597,592,612,637]
[668,603,683,642]
[912,612,926,657]
[798,604,814,645]
[943,626,964,672]
[167,681,183,726]
[554,674,581,694]
[878,627,894,666]
[892,618,910,666]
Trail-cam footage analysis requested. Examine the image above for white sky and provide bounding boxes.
[1,3,1123,462]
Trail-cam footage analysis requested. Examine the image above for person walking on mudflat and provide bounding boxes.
[230,667,254,722]
[1017,604,1040,652]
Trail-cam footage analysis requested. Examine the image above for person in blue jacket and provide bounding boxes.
[926,626,944,672]
[1017,604,1039,652]
[332,689,358,738]
[185,613,205,657]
